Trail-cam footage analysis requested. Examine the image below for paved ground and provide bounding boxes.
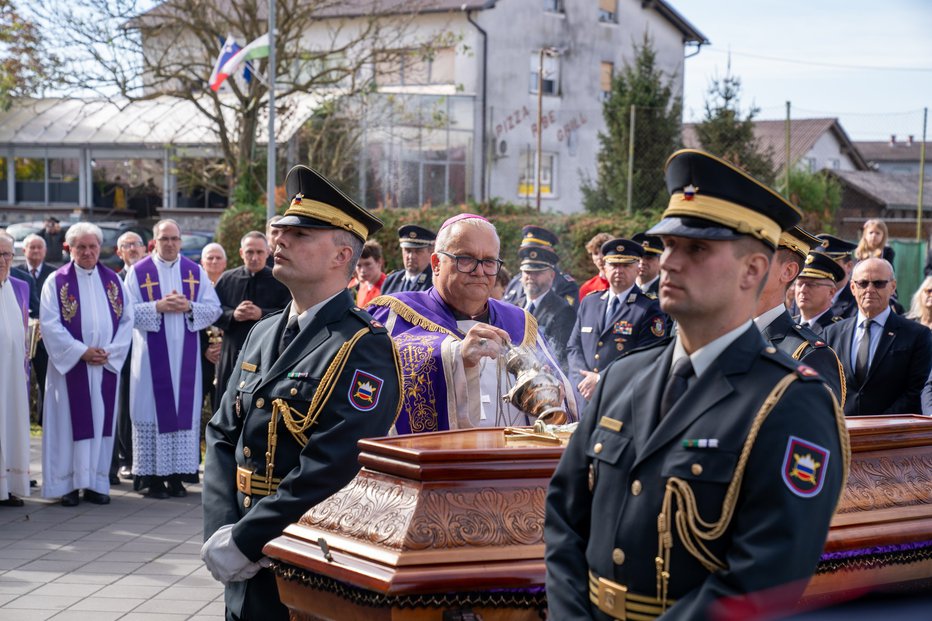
[0,437,224,620]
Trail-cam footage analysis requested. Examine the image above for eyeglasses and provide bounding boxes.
[852,280,890,290]
[0,252,13,262]
[157,236,181,243]
[437,251,504,275]
[119,242,142,249]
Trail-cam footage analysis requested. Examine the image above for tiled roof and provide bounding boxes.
[683,118,869,172]
[829,169,932,210]
[854,140,926,163]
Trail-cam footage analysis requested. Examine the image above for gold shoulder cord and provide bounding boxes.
[791,342,847,409]
[267,327,405,488]
[655,376,850,611]
[368,295,459,338]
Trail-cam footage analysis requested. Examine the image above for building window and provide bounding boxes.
[599,0,617,23]
[828,158,840,170]
[600,61,613,101]
[544,0,564,13]
[518,151,557,198]
[0,157,7,202]
[802,157,817,172]
[375,47,455,86]
[529,52,560,96]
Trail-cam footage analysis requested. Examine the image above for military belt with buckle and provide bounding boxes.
[587,571,671,620]
[235,466,281,497]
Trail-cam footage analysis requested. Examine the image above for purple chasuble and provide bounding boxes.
[133,255,201,434]
[368,288,532,434]
[53,262,123,441]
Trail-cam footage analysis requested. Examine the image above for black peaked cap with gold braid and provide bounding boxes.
[814,234,857,260]
[779,226,821,260]
[799,251,847,283]
[632,232,663,255]
[518,245,559,271]
[601,238,644,264]
[648,149,801,248]
[273,165,383,242]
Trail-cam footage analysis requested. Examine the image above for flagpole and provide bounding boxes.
[266,0,276,220]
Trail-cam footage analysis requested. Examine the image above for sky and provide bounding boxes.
[674,0,932,141]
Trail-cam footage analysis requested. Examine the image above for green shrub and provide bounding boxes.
[215,201,267,269]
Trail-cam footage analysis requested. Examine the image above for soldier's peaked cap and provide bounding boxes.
[779,226,821,260]
[632,232,663,255]
[648,149,801,248]
[519,245,559,271]
[273,165,383,242]
[814,234,857,260]
[601,238,644,264]
[521,225,559,248]
[799,251,847,283]
[397,225,436,248]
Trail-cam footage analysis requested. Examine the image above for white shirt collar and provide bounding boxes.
[607,283,636,303]
[154,254,179,268]
[753,304,788,331]
[671,320,753,379]
[637,275,659,290]
[288,290,340,331]
[857,306,891,329]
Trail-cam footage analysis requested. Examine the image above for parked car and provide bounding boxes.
[95,221,153,269]
[180,231,214,263]
[6,220,70,266]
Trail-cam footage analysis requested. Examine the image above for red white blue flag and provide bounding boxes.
[209,34,242,92]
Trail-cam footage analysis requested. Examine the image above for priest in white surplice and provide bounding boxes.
[40,223,134,506]
[0,231,31,508]
[126,219,221,499]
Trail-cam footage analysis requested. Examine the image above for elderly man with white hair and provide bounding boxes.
[39,222,135,506]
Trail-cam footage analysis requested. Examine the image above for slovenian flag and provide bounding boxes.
[209,35,242,92]
[212,33,271,92]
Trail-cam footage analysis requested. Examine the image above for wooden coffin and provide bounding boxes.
[263,416,932,619]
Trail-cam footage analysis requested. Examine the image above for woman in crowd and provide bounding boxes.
[855,218,895,263]
[907,276,932,329]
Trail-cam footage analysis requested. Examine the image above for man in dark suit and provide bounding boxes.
[754,226,845,405]
[213,231,290,403]
[38,216,66,267]
[794,251,846,335]
[566,238,667,401]
[202,165,402,621]
[824,257,932,416]
[817,234,858,320]
[503,226,579,309]
[632,232,662,299]
[546,149,847,621]
[380,224,435,294]
[518,245,575,373]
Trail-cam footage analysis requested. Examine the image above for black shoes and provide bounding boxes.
[0,494,24,507]
[167,475,187,498]
[61,490,80,507]
[118,466,133,480]
[83,489,111,505]
[109,474,121,485]
[145,478,169,499]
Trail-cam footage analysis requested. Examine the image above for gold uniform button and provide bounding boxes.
[612,548,626,565]
[239,380,246,388]
[243,446,251,458]
[243,496,251,508]
[594,354,600,360]
[594,442,603,454]
[765,346,777,354]
[597,341,603,347]
[631,480,642,496]
[290,387,298,396]
[691,463,703,476]
[255,398,265,409]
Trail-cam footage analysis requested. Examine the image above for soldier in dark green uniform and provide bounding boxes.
[202,165,402,621]
[546,150,849,620]
[754,225,846,406]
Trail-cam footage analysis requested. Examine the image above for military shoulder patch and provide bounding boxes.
[562,272,576,282]
[781,435,830,498]
[645,292,658,300]
[650,316,666,338]
[348,370,384,411]
[796,364,820,378]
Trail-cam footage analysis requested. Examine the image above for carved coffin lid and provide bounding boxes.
[264,428,562,595]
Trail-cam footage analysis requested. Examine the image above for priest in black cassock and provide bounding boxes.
[380,224,436,294]
[213,231,290,402]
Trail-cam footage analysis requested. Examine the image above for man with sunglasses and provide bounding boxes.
[369,213,578,433]
[824,257,932,416]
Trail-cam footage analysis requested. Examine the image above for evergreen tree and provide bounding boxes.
[695,69,776,184]
[582,33,682,214]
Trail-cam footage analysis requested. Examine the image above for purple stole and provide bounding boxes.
[54,262,123,441]
[368,288,533,434]
[133,255,200,434]
[9,276,30,385]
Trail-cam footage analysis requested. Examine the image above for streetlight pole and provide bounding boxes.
[535,48,545,212]
[266,0,277,221]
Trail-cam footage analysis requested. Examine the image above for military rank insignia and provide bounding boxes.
[651,316,666,337]
[781,435,829,498]
[349,369,383,411]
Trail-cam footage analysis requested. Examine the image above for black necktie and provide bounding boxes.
[278,316,300,356]
[659,356,694,420]
[527,302,537,315]
[855,319,872,385]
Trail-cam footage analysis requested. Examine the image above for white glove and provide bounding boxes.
[200,524,266,584]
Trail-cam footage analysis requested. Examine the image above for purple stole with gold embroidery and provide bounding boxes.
[368,288,529,434]
[133,255,200,435]
[54,262,123,441]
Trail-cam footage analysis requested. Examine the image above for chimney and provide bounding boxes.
[908,135,914,146]
[890,134,897,146]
